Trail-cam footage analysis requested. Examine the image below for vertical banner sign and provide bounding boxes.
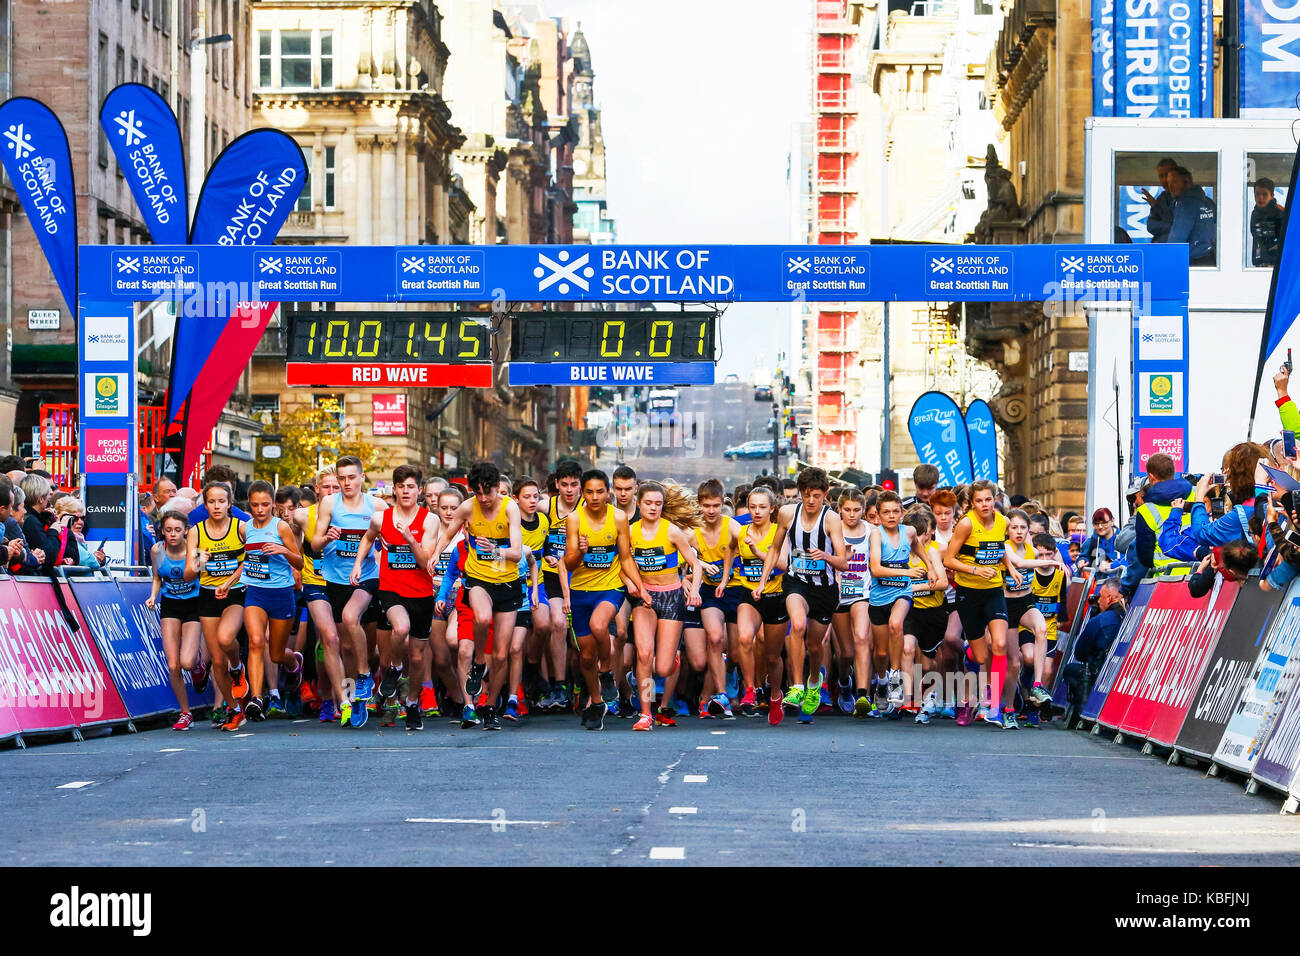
[1114,0,1212,120]
[169,129,306,476]
[1240,0,1300,113]
[1249,141,1300,435]
[1083,580,1156,721]
[907,391,973,487]
[1092,0,1116,115]
[0,97,78,311]
[964,398,998,483]
[99,83,188,245]
[1216,580,1300,774]
[1133,308,1190,472]
[1175,580,1284,759]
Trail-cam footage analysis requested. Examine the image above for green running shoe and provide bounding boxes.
[782,686,804,709]
[801,683,821,716]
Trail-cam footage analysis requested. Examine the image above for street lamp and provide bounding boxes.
[188,11,233,217]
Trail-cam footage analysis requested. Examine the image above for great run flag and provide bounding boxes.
[167,129,305,476]
[907,391,972,487]
[0,97,78,311]
[1114,0,1212,119]
[99,83,187,245]
[964,398,998,484]
[1241,0,1300,112]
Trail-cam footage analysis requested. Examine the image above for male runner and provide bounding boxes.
[610,465,640,714]
[695,479,750,714]
[753,467,848,722]
[431,460,524,731]
[311,455,389,726]
[540,459,583,711]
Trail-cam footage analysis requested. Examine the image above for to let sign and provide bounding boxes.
[372,394,408,436]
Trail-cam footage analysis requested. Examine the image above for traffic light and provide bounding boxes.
[877,468,898,491]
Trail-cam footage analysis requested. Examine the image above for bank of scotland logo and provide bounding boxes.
[5,123,33,159]
[788,256,811,274]
[930,256,954,274]
[1061,255,1085,273]
[534,250,594,294]
[114,109,146,148]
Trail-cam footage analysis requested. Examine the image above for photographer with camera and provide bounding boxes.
[1123,454,1193,597]
[1061,577,1126,729]
[1165,444,1268,557]
[1260,492,1300,593]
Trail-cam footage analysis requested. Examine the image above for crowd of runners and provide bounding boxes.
[147,457,1077,734]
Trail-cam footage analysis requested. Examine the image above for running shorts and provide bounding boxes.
[1005,594,1035,629]
[244,585,298,621]
[301,582,330,605]
[464,575,523,614]
[379,590,434,641]
[954,585,1008,641]
[868,597,912,628]
[160,595,199,624]
[628,584,686,622]
[741,590,789,626]
[569,588,626,638]
[325,579,379,626]
[783,579,839,626]
[905,605,950,657]
[198,586,244,618]
[701,585,747,624]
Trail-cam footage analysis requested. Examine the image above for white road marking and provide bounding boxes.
[649,846,685,860]
[56,781,93,789]
[668,807,698,814]
[292,719,310,724]
[405,817,558,826]
[683,774,708,783]
[696,745,718,750]
[234,733,254,738]
[1010,842,1199,853]
[711,731,726,735]
[158,748,183,753]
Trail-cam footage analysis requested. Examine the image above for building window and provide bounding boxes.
[297,145,314,212]
[98,33,109,167]
[320,31,333,88]
[258,31,272,88]
[323,145,336,208]
[280,30,312,88]
[161,0,170,35]
[1246,152,1291,269]
[1114,150,1218,268]
[131,56,138,83]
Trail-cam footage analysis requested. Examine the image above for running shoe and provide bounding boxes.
[886,670,903,705]
[404,704,423,731]
[1029,683,1054,706]
[483,705,502,731]
[379,667,402,701]
[266,696,285,718]
[975,705,992,722]
[818,683,833,713]
[739,687,758,718]
[350,698,369,728]
[768,695,785,725]
[517,698,529,717]
[697,701,712,719]
[300,682,319,708]
[955,704,971,726]
[367,697,381,714]
[285,688,302,718]
[460,704,478,729]
[853,695,873,719]
[782,686,804,710]
[355,673,375,702]
[209,704,228,727]
[801,684,820,717]
[339,699,352,726]
[420,686,440,717]
[709,694,733,719]
[380,705,398,728]
[617,696,635,718]
[1022,711,1040,727]
[607,697,621,719]
[553,684,571,712]
[654,707,678,727]
[221,708,246,732]
[465,662,485,699]
[584,702,607,731]
[1001,709,1020,730]
[599,671,618,703]
[537,687,556,712]
[675,698,691,717]
[922,692,939,716]
[504,698,519,722]
[939,704,957,720]
[726,667,740,701]
[190,661,209,694]
[319,700,337,723]
[885,703,903,721]
[985,709,1006,729]
[914,709,931,725]
[625,669,638,702]
[245,696,265,722]
[284,651,304,691]
[229,666,249,701]
[633,713,653,731]
[797,708,814,724]
[837,684,855,714]
[172,712,193,731]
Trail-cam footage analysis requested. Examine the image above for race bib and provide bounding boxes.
[1035,599,1059,617]
[880,560,909,587]
[242,550,270,581]
[545,529,566,559]
[634,546,667,573]
[474,537,506,562]
[388,543,418,570]
[432,553,452,577]
[335,529,364,558]
[839,573,864,600]
[791,548,825,575]
[740,557,765,581]
[584,544,617,569]
[206,551,240,578]
[974,541,1004,566]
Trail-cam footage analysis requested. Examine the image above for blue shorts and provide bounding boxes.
[301,582,330,604]
[569,588,625,638]
[518,579,550,614]
[244,585,298,621]
[701,585,748,624]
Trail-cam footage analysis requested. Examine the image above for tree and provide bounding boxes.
[256,404,390,485]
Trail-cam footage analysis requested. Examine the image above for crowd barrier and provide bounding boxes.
[4,562,1300,811]
[0,570,210,748]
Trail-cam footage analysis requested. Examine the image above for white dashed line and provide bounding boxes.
[405,817,558,826]
[234,733,254,738]
[683,774,708,783]
[158,748,183,753]
[292,719,310,724]
[56,781,93,789]
[711,731,726,735]
[696,745,718,750]
[668,807,698,814]
[649,846,685,860]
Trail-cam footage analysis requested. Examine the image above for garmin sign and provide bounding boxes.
[1114,0,1212,119]
[1242,0,1300,112]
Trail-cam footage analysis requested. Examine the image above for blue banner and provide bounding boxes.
[1241,0,1300,112]
[1114,0,1212,119]
[907,391,972,487]
[964,398,998,483]
[169,128,306,420]
[1092,0,1115,115]
[99,83,187,245]
[115,578,213,710]
[0,97,78,311]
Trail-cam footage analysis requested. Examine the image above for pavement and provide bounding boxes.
[4,710,1298,866]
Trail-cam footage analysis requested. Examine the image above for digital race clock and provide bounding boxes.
[285,312,492,387]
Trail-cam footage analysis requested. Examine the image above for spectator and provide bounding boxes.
[5,469,26,486]
[1124,454,1192,595]
[1062,577,1126,728]
[1262,495,1300,593]
[1250,178,1285,267]
[1142,157,1178,242]
[903,464,940,508]
[1165,443,1268,557]
[1080,508,1119,570]
[55,497,106,569]
[1186,542,1258,600]
[1162,166,1217,266]
[177,486,199,503]
[0,484,39,574]
[21,473,77,571]
[152,477,178,512]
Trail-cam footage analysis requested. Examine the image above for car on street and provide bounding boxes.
[724,438,792,459]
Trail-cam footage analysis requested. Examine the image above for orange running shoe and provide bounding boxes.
[221,708,246,732]
[633,713,653,731]
[300,681,319,707]
[419,685,439,717]
[229,666,249,701]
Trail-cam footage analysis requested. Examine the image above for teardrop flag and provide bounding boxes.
[964,398,999,484]
[100,83,188,245]
[907,391,973,487]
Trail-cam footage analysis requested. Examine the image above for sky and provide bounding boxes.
[556,0,810,377]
